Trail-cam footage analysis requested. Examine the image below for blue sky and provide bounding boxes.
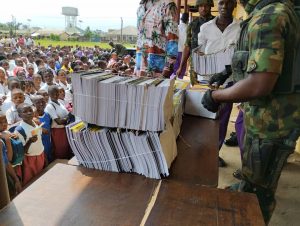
[0,0,141,31]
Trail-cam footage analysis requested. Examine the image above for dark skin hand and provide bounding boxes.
[212,72,279,103]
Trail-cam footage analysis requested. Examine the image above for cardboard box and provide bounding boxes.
[184,86,218,119]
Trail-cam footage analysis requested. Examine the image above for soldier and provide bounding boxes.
[176,0,214,85]
[201,0,300,223]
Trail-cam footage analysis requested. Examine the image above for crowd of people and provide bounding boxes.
[0,37,138,198]
[0,0,299,224]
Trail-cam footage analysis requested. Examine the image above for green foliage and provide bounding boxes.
[37,39,135,49]
[49,34,60,41]
[84,26,93,41]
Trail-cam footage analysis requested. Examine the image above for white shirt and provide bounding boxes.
[45,100,69,128]
[178,22,188,52]
[6,105,21,125]
[0,83,8,96]
[198,17,241,54]
[16,121,44,156]
[58,81,73,104]
[24,94,33,106]
[40,83,50,92]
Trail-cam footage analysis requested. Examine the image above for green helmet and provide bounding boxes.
[196,0,214,7]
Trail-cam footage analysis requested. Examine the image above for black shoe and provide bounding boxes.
[218,157,227,167]
[224,133,238,147]
[232,169,243,180]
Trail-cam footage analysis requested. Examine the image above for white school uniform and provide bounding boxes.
[45,100,69,128]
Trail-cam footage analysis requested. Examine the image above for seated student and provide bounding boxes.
[32,74,44,92]
[31,95,52,163]
[15,103,45,185]
[36,89,50,103]
[40,69,55,92]
[0,114,22,197]
[45,85,72,159]
[6,88,25,126]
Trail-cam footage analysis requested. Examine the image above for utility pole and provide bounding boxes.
[120,17,123,43]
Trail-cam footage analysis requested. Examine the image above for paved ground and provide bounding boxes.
[218,107,300,226]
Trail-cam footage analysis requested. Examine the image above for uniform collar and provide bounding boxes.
[244,0,261,14]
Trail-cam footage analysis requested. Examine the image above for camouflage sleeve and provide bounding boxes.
[247,12,286,74]
[185,23,192,48]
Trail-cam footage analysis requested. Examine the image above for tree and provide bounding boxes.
[84,26,93,41]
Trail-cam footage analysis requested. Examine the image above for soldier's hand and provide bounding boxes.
[201,90,220,113]
[209,65,232,88]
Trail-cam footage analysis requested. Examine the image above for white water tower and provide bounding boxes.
[62,7,79,30]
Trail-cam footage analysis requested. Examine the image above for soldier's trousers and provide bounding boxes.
[240,134,295,224]
[235,110,245,158]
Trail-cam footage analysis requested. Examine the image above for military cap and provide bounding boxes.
[196,0,214,7]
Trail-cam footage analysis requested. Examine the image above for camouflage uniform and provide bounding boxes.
[185,2,214,85]
[113,43,127,57]
[232,0,300,223]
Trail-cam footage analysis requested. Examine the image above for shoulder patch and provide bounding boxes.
[248,60,257,72]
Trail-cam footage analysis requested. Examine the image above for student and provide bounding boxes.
[32,74,44,92]
[0,114,22,197]
[45,85,72,159]
[57,70,72,105]
[40,69,55,92]
[0,67,8,96]
[15,103,45,185]
[25,64,35,80]
[20,80,33,106]
[6,88,25,126]
[36,89,49,103]
[31,95,52,163]
[1,141,22,197]
[61,56,73,74]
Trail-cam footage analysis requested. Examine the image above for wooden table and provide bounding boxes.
[168,115,219,187]
[0,164,158,226]
[0,164,264,226]
[146,180,265,226]
[68,115,219,187]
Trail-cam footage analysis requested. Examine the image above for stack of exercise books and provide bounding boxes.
[192,46,235,76]
[68,71,177,179]
[66,120,177,179]
[171,80,190,138]
[72,71,174,131]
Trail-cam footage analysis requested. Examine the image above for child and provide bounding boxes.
[0,67,8,96]
[40,69,55,92]
[1,78,21,113]
[31,95,52,163]
[1,142,22,197]
[36,89,50,103]
[20,80,33,105]
[0,114,22,197]
[45,85,72,159]
[6,88,25,126]
[32,74,44,91]
[15,103,45,185]
[57,70,73,105]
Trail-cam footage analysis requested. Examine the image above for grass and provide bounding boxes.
[36,39,135,49]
